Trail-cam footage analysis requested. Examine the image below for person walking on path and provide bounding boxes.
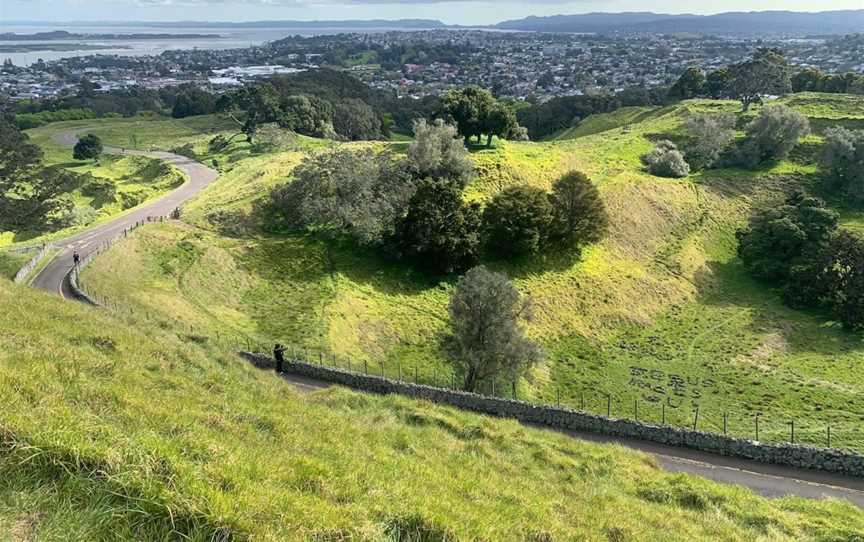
[274,343,286,373]
[72,251,80,267]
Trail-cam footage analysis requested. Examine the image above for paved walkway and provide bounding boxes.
[31,130,218,297]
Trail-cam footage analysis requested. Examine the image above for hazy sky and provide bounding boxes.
[3,0,863,25]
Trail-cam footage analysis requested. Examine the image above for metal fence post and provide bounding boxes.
[827,425,831,448]
[692,406,699,431]
[755,415,760,441]
[723,412,727,435]
[662,402,666,425]
[634,399,638,421]
[364,360,368,375]
[607,394,611,417]
[790,420,795,444]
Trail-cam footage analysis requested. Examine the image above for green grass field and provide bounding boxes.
[1,276,863,540]
[77,94,864,454]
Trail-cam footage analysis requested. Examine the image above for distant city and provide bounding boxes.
[2,26,862,105]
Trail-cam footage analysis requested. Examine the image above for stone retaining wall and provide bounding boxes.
[13,244,51,284]
[241,352,864,477]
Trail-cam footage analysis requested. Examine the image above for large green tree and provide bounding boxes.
[448,265,541,392]
[483,185,555,258]
[73,133,103,162]
[268,148,414,246]
[440,87,523,146]
[548,171,608,249]
[668,67,706,100]
[727,48,791,112]
[395,179,482,275]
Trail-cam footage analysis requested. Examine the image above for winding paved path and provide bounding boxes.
[31,130,218,297]
[29,128,864,509]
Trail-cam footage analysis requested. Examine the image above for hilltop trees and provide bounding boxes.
[668,67,706,100]
[440,87,523,146]
[821,127,864,203]
[448,266,541,392]
[73,133,103,162]
[727,48,791,112]
[407,119,474,187]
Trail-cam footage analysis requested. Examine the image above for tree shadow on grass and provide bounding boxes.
[693,259,863,358]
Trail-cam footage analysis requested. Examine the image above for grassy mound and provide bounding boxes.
[78,94,864,450]
[1,277,863,540]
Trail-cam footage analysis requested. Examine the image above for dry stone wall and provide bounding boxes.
[240,352,864,477]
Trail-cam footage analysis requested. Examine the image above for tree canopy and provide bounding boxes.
[73,133,103,161]
[447,266,541,392]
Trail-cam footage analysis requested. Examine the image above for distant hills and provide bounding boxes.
[494,10,864,36]
[9,11,864,36]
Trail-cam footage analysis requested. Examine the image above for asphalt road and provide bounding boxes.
[29,129,864,509]
[31,130,218,297]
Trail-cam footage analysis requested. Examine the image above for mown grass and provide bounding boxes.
[1,276,863,540]
[82,94,864,450]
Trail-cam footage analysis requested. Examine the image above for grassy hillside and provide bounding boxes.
[78,94,864,451]
[6,277,863,540]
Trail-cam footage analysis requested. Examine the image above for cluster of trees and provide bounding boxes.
[641,105,810,178]
[439,87,526,146]
[267,119,608,275]
[670,49,864,115]
[791,68,864,95]
[737,192,864,329]
[0,104,77,233]
[14,80,183,120]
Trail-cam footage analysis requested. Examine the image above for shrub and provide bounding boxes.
[407,119,474,187]
[208,135,229,153]
[734,105,810,167]
[681,114,736,170]
[483,185,554,258]
[820,127,864,203]
[448,266,541,392]
[641,140,690,178]
[394,179,482,275]
[548,171,608,249]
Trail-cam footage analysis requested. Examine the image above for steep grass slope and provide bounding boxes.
[5,278,862,540]
[80,95,864,450]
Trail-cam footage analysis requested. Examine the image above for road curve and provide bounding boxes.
[31,130,218,297]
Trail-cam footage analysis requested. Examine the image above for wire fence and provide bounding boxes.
[73,221,864,455]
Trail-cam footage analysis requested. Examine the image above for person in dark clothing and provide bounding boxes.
[72,251,80,266]
[274,343,286,373]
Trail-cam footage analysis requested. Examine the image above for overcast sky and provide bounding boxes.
[3,0,863,25]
